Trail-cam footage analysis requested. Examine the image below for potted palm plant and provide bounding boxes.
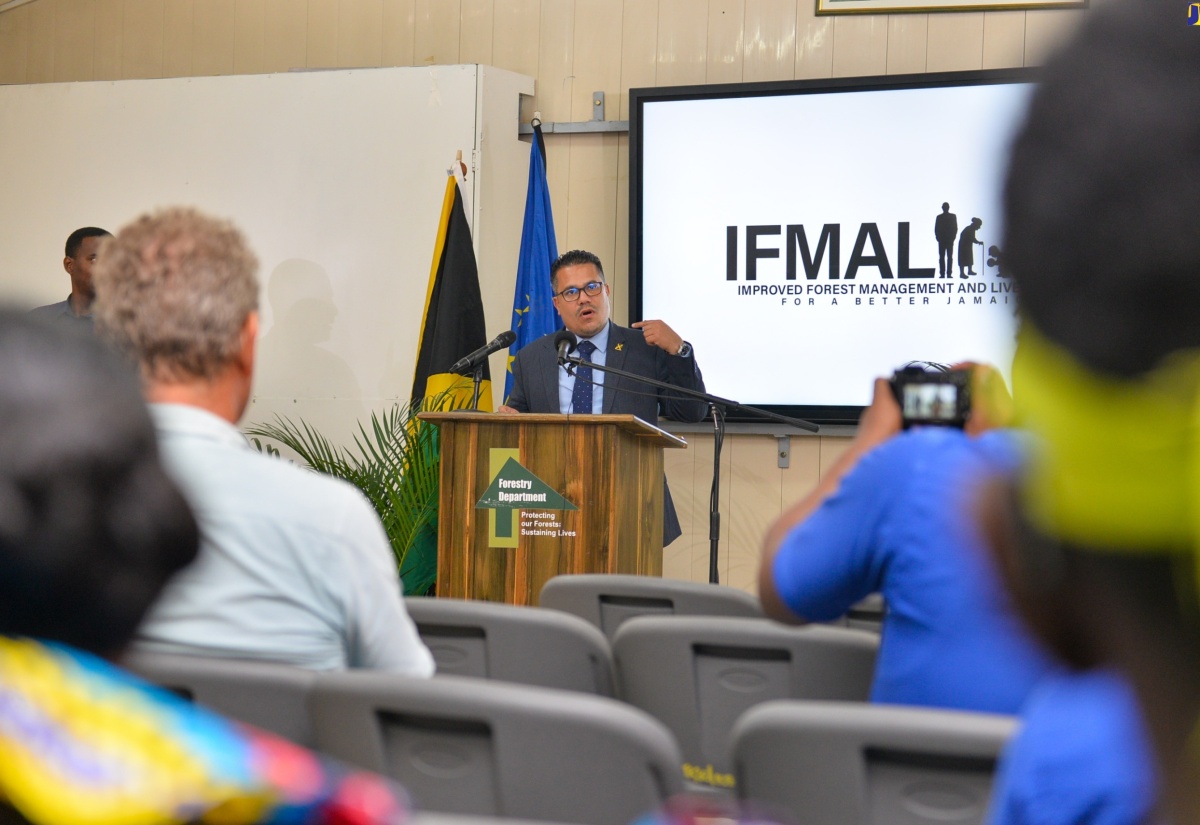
[246,389,465,596]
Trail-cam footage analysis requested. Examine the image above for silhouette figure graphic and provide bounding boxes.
[958,217,983,278]
[934,202,958,278]
[987,245,1007,277]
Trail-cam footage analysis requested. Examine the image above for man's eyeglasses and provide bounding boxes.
[555,281,605,302]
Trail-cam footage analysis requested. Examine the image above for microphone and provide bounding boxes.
[449,330,517,374]
[553,329,577,366]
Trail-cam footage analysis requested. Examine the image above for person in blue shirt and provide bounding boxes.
[758,367,1052,713]
[987,668,1157,825]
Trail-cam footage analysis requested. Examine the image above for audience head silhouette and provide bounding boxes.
[93,207,261,424]
[0,311,197,656]
[992,4,1200,822]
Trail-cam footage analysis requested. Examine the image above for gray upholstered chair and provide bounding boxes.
[843,592,886,633]
[732,701,1017,825]
[405,596,614,695]
[413,815,576,825]
[121,650,317,745]
[612,616,878,792]
[538,573,762,640]
[309,671,684,825]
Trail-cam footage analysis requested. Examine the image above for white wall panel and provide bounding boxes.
[0,66,533,448]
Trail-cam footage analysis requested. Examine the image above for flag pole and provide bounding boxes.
[503,117,562,403]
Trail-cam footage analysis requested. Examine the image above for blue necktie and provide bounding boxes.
[571,340,597,414]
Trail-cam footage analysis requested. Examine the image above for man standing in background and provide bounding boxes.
[31,227,111,327]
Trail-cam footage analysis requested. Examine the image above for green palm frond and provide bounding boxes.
[245,386,470,595]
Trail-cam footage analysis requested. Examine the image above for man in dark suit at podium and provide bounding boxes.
[498,249,707,545]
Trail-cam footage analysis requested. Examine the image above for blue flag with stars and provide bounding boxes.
[504,122,561,401]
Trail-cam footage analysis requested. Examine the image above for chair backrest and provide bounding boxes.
[612,616,878,791]
[731,701,1016,825]
[845,593,886,633]
[309,672,684,825]
[121,649,317,746]
[538,574,762,640]
[405,597,615,695]
[413,814,576,825]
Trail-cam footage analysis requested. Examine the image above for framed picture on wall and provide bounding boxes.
[816,0,1085,12]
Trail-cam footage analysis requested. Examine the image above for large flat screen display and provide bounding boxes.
[630,70,1036,423]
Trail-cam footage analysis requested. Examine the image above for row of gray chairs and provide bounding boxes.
[404,573,779,700]
[126,576,882,795]
[405,596,616,695]
[407,592,880,788]
[121,576,993,825]
[130,596,879,791]
[122,651,683,825]
[310,672,682,825]
[613,616,878,785]
[733,702,1015,825]
[538,574,764,640]
[122,648,1013,825]
[123,650,319,744]
[536,573,885,637]
[406,693,1014,825]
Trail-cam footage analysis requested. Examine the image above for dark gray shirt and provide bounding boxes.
[30,296,93,330]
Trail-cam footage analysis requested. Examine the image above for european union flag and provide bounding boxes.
[504,122,562,401]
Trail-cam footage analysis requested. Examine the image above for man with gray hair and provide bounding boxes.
[94,207,434,675]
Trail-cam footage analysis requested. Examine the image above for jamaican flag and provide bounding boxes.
[410,174,492,409]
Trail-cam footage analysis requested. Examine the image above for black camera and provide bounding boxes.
[889,364,971,430]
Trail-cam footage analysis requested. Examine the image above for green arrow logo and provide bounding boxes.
[476,457,578,511]
[478,450,577,547]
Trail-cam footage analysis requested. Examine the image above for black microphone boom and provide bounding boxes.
[553,329,577,365]
[449,329,517,374]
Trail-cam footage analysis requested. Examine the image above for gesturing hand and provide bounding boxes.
[632,320,685,355]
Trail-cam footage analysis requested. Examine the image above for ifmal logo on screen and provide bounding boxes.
[724,201,1002,283]
[725,222,937,282]
[1189,3,1200,25]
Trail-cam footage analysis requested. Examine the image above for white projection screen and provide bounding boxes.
[630,70,1037,423]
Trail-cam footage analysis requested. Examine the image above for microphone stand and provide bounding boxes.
[468,362,485,411]
[560,352,818,584]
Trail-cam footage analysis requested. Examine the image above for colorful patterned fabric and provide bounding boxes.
[0,636,409,825]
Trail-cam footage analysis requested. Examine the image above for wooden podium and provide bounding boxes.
[418,412,687,606]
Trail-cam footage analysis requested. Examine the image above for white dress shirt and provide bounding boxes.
[557,322,610,414]
[136,403,435,675]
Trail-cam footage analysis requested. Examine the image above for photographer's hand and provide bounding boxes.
[951,362,1014,436]
[856,377,903,449]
